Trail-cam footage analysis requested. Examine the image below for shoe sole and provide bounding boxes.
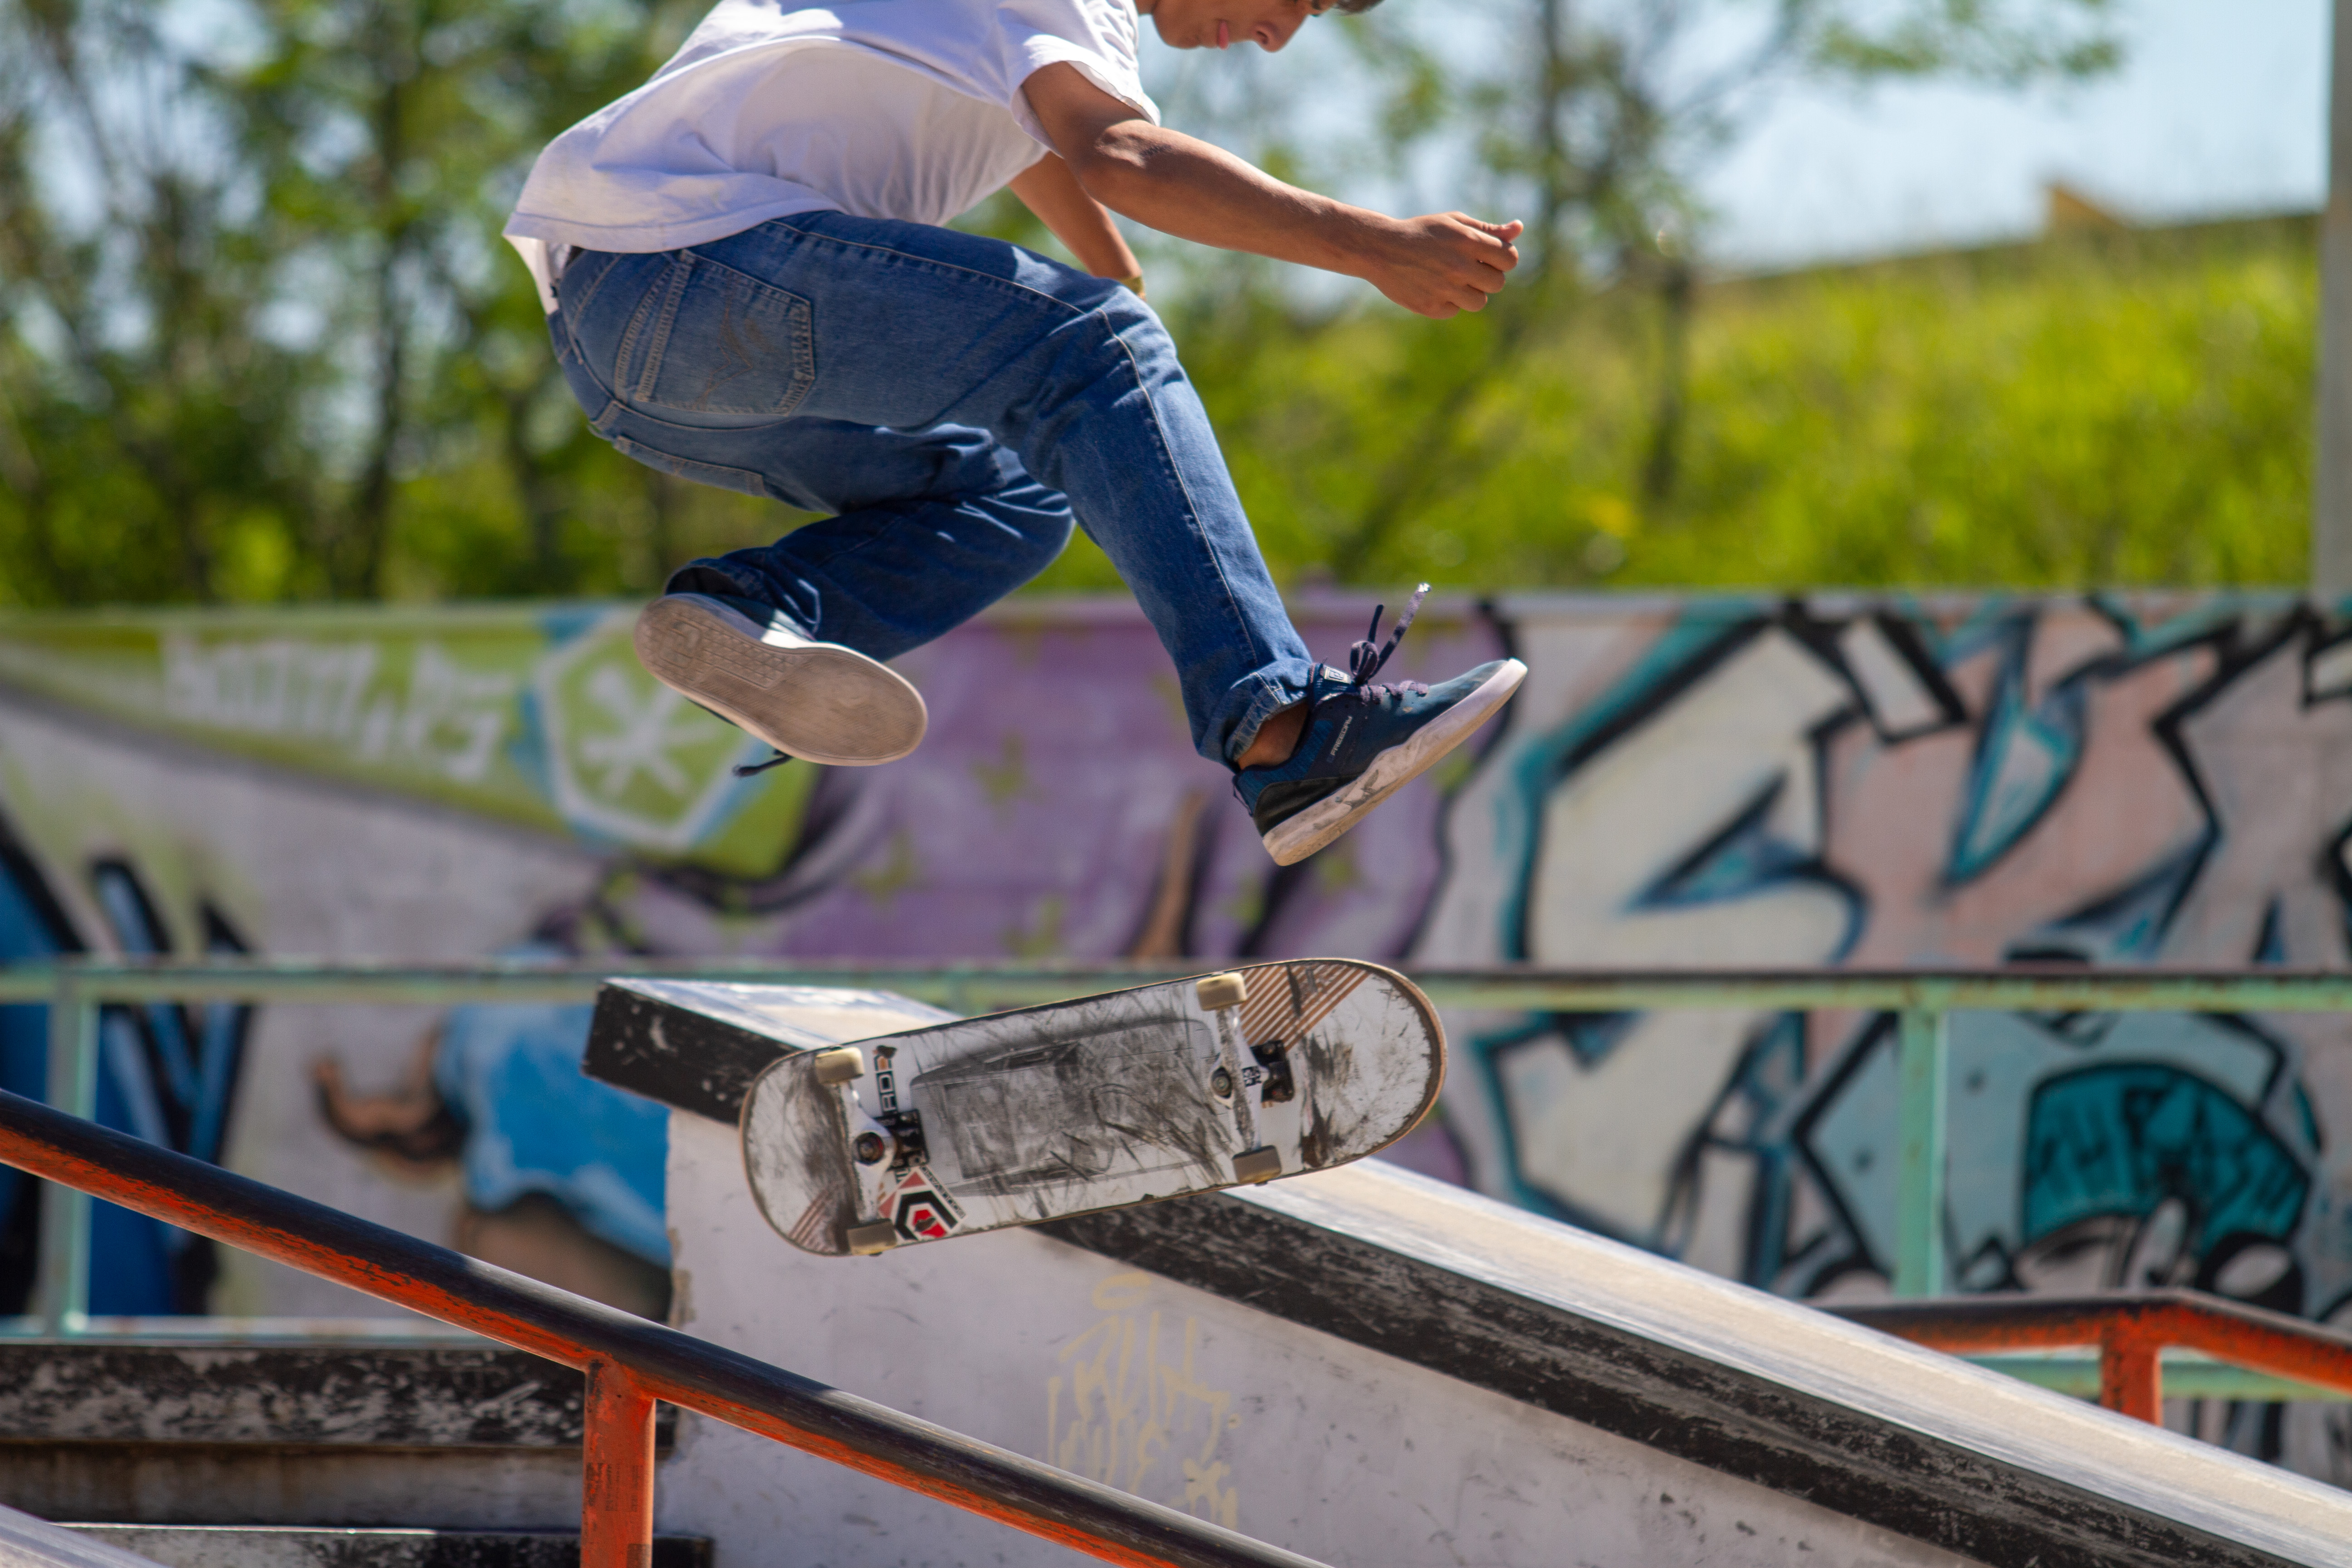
[1261,658,1528,867]
[633,597,928,767]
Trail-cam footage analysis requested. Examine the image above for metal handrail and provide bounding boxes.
[8,956,2352,1010]
[1830,1291,2352,1423]
[0,1088,1330,1568]
[19,956,2352,1328]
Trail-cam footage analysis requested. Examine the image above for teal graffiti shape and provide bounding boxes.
[1947,618,2087,885]
[2022,1064,2307,1254]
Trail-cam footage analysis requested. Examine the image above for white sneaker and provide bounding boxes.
[633,593,927,766]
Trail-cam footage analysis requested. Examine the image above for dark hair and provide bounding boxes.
[1333,0,1384,10]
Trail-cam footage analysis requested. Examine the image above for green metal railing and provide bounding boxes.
[12,958,2352,1402]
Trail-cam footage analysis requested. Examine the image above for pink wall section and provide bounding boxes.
[755,593,1510,962]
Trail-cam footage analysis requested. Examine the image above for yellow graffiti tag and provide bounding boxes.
[1045,1272,1242,1529]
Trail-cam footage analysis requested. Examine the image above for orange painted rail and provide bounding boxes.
[1828,1291,2352,1424]
[0,1088,1329,1568]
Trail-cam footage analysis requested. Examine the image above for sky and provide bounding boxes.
[1698,0,2330,268]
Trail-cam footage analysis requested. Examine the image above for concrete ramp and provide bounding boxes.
[591,979,2352,1568]
[0,1505,169,1568]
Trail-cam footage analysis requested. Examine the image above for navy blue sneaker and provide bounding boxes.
[633,593,927,766]
[1235,587,1525,865]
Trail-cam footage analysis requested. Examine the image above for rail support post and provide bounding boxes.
[582,1359,657,1568]
[34,977,97,1334]
[1893,1006,1948,1298]
[2100,1330,2163,1425]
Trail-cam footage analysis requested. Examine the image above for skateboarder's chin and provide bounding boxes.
[1137,0,1349,54]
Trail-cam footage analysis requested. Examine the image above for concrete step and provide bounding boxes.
[0,1342,666,1529]
[61,1528,710,1568]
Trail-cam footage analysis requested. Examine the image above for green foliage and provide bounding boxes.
[0,0,791,606]
[1054,216,2310,594]
[1626,222,2313,588]
[1809,0,2122,83]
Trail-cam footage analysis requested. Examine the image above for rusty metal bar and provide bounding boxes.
[583,1360,657,1568]
[0,1088,1331,1568]
[2100,1332,2164,1423]
[1830,1291,2352,1421]
[1966,1350,2352,1402]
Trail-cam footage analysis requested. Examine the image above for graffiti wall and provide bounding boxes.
[0,592,2349,1472]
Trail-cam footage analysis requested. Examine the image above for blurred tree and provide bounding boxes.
[1156,0,2124,583]
[0,0,771,605]
[0,0,320,603]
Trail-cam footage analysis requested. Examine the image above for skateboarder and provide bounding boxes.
[506,0,1528,865]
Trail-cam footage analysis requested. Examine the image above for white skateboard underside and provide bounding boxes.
[741,961,1444,1255]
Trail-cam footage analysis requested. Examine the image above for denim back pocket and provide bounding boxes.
[613,253,816,419]
[586,401,775,499]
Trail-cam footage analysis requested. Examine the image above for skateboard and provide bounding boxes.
[740,960,1444,1256]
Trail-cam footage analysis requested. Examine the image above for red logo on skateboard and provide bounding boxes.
[886,1167,964,1242]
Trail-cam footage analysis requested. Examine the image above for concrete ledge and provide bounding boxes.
[1049,1165,2352,1568]
[583,980,949,1124]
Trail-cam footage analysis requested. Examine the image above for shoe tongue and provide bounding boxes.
[717,593,779,622]
[717,594,808,643]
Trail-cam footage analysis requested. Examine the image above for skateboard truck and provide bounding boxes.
[850,1113,927,1170]
[1250,1038,1295,1103]
[812,1046,903,1256]
[1197,972,1283,1185]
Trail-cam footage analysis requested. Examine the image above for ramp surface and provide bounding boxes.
[590,979,2352,1568]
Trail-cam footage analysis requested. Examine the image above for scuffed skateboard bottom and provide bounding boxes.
[742,961,1444,1256]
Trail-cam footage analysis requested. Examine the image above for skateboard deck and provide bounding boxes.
[740,960,1444,1256]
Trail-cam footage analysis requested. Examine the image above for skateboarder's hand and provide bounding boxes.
[1358,213,1524,318]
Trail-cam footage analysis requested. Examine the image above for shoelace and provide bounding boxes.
[1234,583,1432,787]
[1339,582,1431,703]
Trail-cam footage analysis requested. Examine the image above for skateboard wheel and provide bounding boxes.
[845,1221,897,1255]
[1196,972,1248,1010]
[1232,1147,1283,1185]
[812,1046,866,1086]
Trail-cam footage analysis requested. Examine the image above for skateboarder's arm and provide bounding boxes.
[1008,153,1143,287]
[1022,62,1520,319]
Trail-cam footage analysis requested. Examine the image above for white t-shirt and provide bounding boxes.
[505,0,1158,312]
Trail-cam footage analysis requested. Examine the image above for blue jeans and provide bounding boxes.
[551,211,1316,764]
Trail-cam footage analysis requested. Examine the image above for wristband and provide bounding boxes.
[1116,273,1146,300]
